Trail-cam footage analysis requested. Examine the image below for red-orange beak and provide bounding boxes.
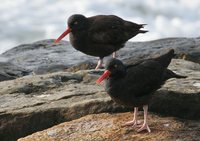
[96,70,111,84]
[54,28,71,43]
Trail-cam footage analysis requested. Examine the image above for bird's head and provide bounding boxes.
[96,58,126,84]
[54,14,88,43]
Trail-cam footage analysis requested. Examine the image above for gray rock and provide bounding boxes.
[122,37,200,64]
[150,59,200,119]
[1,39,96,74]
[0,61,31,82]
[0,59,199,141]
[1,37,200,75]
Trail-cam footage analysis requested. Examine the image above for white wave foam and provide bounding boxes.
[0,0,200,54]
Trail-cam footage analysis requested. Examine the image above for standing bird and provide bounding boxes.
[96,49,186,132]
[54,14,147,69]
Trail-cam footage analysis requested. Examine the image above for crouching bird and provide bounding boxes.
[54,14,147,69]
[96,49,186,132]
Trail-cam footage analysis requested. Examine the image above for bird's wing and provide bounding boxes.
[88,15,143,44]
[125,60,163,97]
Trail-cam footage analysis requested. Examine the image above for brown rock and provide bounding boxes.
[0,59,199,141]
[18,112,200,141]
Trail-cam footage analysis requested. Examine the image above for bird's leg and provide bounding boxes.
[95,58,103,70]
[112,52,117,58]
[123,107,139,127]
[137,105,151,133]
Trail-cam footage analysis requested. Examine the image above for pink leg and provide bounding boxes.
[123,107,139,127]
[95,58,103,70]
[137,105,151,133]
[112,52,117,58]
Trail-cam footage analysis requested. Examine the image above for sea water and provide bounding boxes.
[0,0,200,54]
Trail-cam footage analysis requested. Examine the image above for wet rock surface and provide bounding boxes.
[0,61,31,81]
[1,37,200,76]
[1,40,96,75]
[18,112,200,141]
[122,37,200,64]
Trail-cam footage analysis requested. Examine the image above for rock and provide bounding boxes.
[122,37,200,64]
[1,39,96,75]
[1,37,200,140]
[150,59,200,119]
[0,61,31,82]
[0,59,199,141]
[66,61,96,72]
[0,70,126,141]
[18,112,200,141]
[1,37,200,75]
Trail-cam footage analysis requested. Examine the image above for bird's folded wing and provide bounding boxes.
[125,60,163,97]
[88,15,127,44]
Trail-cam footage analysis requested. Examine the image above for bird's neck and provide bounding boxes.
[106,76,124,95]
[109,71,126,82]
[69,31,87,51]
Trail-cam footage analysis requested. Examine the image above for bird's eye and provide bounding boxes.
[74,21,78,25]
[114,64,118,68]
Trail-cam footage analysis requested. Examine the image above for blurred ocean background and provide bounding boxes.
[0,0,200,54]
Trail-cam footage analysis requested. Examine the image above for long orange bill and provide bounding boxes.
[54,28,71,43]
[96,70,111,84]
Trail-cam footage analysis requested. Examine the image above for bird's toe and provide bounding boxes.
[137,123,151,133]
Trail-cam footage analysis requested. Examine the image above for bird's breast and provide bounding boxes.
[69,33,87,51]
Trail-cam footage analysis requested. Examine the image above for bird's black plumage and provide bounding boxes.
[96,49,187,132]
[99,49,186,107]
[55,14,147,61]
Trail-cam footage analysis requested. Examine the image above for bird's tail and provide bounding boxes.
[139,30,148,33]
[140,24,147,27]
[162,69,187,81]
[154,49,175,68]
[139,24,148,33]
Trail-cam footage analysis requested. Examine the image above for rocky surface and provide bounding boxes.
[150,60,200,119]
[0,58,199,141]
[0,61,31,81]
[18,112,200,141]
[0,37,200,141]
[1,40,95,75]
[0,70,124,141]
[1,37,200,76]
[122,37,200,64]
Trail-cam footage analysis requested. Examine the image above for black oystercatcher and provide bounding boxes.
[54,14,147,69]
[96,49,186,132]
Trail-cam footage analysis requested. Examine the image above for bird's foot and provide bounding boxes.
[137,123,151,133]
[95,59,103,70]
[95,65,100,70]
[95,63,101,70]
[112,52,117,58]
[122,120,140,127]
